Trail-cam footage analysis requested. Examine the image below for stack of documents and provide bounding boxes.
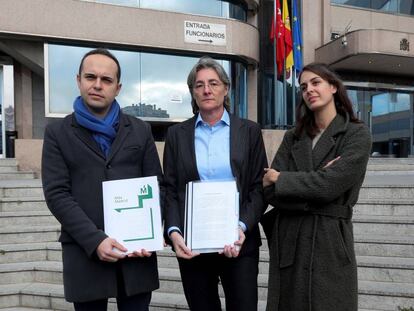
[185,180,239,253]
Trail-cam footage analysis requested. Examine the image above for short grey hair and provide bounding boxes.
[187,56,231,114]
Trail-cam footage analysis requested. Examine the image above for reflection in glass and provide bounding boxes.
[82,0,247,21]
[47,45,140,115]
[0,67,2,155]
[46,44,248,122]
[133,53,196,121]
[141,0,222,17]
[347,86,414,157]
[0,67,2,112]
[331,0,414,15]
[89,0,138,7]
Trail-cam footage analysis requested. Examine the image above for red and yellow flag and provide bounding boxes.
[270,0,285,77]
[282,0,293,73]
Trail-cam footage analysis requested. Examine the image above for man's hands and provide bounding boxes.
[96,237,152,262]
[170,231,200,259]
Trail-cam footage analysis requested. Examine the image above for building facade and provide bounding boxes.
[259,0,414,157]
[0,0,259,160]
[1,0,414,161]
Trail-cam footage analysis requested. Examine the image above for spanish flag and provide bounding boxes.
[270,0,285,77]
[282,0,293,73]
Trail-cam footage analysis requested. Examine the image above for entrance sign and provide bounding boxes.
[184,21,226,46]
[103,176,163,253]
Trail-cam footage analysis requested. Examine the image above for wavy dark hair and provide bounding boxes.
[296,63,360,138]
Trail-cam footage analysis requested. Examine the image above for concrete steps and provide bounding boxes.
[353,215,414,236]
[0,225,60,244]
[358,281,414,311]
[354,234,414,258]
[0,211,58,227]
[0,180,44,198]
[0,242,61,264]
[357,256,414,283]
[354,199,414,216]
[0,158,414,310]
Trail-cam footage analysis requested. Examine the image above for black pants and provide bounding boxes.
[177,250,259,311]
[73,292,151,311]
[74,264,152,311]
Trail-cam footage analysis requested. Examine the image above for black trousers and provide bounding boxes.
[177,249,259,311]
[73,264,152,311]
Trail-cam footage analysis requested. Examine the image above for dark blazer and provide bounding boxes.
[42,112,162,302]
[263,114,372,311]
[163,113,268,255]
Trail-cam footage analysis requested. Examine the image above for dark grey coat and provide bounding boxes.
[263,114,371,311]
[42,112,162,302]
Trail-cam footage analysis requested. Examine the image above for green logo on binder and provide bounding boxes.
[114,184,153,213]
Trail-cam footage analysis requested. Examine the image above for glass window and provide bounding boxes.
[0,67,3,155]
[140,0,223,17]
[331,0,414,15]
[46,44,140,116]
[399,0,414,15]
[138,53,195,122]
[82,0,247,21]
[347,85,414,157]
[91,0,138,7]
[0,67,2,113]
[45,43,248,122]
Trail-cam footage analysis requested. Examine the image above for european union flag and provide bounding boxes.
[292,0,303,73]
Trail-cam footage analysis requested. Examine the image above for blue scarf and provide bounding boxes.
[73,96,120,158]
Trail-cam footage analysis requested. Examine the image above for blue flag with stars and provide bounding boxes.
[292,0,303,73]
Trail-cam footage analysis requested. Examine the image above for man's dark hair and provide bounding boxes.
[78,48,121,82]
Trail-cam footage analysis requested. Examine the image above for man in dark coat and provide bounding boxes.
[42,48,162,311]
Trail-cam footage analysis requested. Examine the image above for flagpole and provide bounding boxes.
[273,0,279,127]
[282,49,287,128]
[291,0,296,126]
[291,69,296,126]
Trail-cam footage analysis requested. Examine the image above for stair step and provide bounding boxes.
[0,283,267,311]
[353,215,414,236]
[0,262,62,285]
[0,159,18,167]
[0,197,48,212]
[0,166,18,172]
[354,199,414,216]
[354,234,414,258]
[0,283,70,310]
[359,280,414,311]
[357,256,414,283]
[0,226,60,244]
[0,308,55,310]
[0,242,61,264]
[0,172,36,180]
[368,158,414,165]
[0,211,57,227]
[0,180,44,198]
[359,185,414,200]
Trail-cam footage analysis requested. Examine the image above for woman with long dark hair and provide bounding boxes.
[262,63,372,311]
